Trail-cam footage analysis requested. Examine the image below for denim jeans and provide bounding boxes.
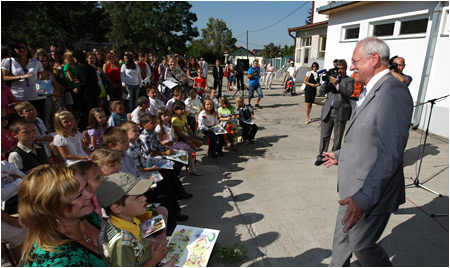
[125,85,140,113]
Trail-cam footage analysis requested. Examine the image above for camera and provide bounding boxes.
[389,56,398,71]
[321,67,339,82]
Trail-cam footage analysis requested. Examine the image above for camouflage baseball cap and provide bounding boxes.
[96,173,152,208]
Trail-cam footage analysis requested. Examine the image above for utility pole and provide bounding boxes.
[246,30,248,59]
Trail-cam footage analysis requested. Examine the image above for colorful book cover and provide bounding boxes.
[140,214,166,238]
[162,225,220,267]
[147,157,174,169]
[211,125,227,135]
[158,149,189,165]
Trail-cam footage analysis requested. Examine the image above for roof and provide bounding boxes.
[224,46,254,54]
[288,20,328,33]
[317,1,375,15]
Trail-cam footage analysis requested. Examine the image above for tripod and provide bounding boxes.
[232,71,248,98]
[406,95,449,198]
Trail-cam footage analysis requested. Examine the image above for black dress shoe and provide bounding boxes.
[314,160,324,166]
[175,212,189,221]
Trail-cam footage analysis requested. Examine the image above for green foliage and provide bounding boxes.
[209,243,248,266]
[102,1,199,56]
[280,44,294,57]
[1,1,107,47]
[305,8,312,25]
[260,43,281,58]
[186,39,215,62]
[200,17,236,60]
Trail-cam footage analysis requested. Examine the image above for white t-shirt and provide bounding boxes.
[148,97,165,116]
[287,66,297,78]
[53,132,87,166]
[1,161,25,203]
[154,124,175,143]
[1,58,44,100]
[184,97,202,116]
[131,106,150,124]
[120,63,142,87]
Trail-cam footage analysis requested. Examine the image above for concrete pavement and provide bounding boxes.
[179,77,449,266]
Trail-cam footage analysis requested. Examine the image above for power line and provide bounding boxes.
[249,2,309,33]
[236,39,264,48]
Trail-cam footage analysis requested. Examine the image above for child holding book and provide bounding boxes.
[198,99,225,158]
[7,119,50,173]
[139,114,194,201]
[171,101,203,151]
[107,100,127,127]
[53,110,90,166]
[156,108,200,175]
[193,68,208,99]
[86,107,107,151]
[131,96,151,124]
[218,96,239,151]
[146,87,165,116]
[184,87,202,133]
[236,96,258,144]
[96,172,177,267]
[103,126,188,229]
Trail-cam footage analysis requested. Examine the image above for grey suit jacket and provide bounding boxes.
[334,72,413,216]
[320,75,354,121]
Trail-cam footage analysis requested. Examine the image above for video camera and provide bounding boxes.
[388,55,398,71]
[321,67,339,82]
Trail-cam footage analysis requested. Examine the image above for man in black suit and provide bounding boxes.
[212,59,224,97]
[315,59,354,166]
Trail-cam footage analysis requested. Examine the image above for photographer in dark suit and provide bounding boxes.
[315,59,354,166]
[212,59,224,97]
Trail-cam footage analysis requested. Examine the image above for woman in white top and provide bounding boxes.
[1,40,46,118]
[265,61,275,90]
[120,53,142,113]
[260,59,267,87]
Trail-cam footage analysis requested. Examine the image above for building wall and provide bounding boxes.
[322,1,449,137]
[313,1,330,24]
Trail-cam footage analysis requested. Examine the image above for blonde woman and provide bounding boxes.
[18,164,106,266]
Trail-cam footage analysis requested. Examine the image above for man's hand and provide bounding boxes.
[322,151,338,167]
[339,196,363,233]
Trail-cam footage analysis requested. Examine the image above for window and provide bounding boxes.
[302,37,311,46]
[319,35,327,51]
[400,18,428,35]
[303,48,310,64]
[441,7,449,36]
[342,25,360,40]
[374,22,395,36]
[370,15,429,38]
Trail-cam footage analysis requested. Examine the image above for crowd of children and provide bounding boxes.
[1,78,259,266]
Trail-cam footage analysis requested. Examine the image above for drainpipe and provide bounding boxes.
[288,29,296,64]
[412,1,443,127]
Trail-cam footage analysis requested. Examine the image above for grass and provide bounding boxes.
[209,243,248,266]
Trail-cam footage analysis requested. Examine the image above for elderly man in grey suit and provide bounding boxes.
[322,37,413,266]
[315,59,354,166]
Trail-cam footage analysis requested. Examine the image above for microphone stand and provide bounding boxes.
[406,95,448,201]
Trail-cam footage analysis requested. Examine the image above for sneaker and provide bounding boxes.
[255,104,261,108]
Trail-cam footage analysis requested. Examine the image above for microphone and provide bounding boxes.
[317,69,326,75]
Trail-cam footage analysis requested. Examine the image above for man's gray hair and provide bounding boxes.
[357,37,390,65]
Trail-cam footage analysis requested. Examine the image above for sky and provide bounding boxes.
[188,1,312,51]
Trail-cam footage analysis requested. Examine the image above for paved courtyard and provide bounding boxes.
[179,77,449,266]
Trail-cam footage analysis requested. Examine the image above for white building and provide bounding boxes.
[315,1,449,138]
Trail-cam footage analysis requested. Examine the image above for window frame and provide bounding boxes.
[341,24,360,42]
[370,15,430,40]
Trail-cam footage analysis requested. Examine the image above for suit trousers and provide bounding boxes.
[329,204,392,267]
[214,78,223,97]
[318,108,346,161]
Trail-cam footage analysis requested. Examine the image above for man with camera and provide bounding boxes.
[315,59,354,166]
[247,60,263,108]
[389,56,412,86]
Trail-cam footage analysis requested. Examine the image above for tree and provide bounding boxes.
[200,17,236,60]
[260,43,281,58]
[186,39,215,62]
[1,1,107,47]
[305,8,312,25]
[280,45,294,57]
[102,1,199,55]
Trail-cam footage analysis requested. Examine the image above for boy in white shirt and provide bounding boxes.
[131,96,151,125]
[146,87,165,116]
[184,88,202,133]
